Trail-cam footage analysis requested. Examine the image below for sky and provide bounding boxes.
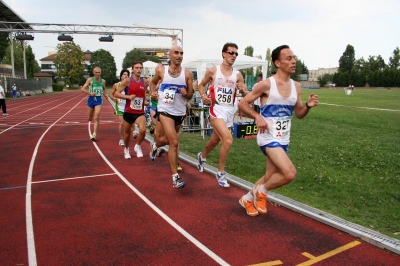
[3,0,400,73]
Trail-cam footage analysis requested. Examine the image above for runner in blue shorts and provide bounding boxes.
[238,45,319,217]
[81,66,106,141]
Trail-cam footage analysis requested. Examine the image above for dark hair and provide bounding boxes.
[257,73,263,78]
[271,45,290,68]
[222,42,238,58]
[119,69,130,79]
[131,61,143,67]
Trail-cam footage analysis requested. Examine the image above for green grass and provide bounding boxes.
[178,88,400,240]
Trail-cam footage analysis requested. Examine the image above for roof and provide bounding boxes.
[34,72,55,77]
[0,1,32,29]
[40,51,92,61]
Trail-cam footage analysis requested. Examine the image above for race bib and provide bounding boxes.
[162,89,176,105]
[130,97,143,110]
[272,116,291,138]
[215,85,234,106]
[89,86,103,96]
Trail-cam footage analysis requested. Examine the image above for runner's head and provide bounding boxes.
[168,45,183,66]
[131,61,143,77]
[93,67,101,78]
[222,42,238,65]
[272,45,296,74]
[120,69,130,80]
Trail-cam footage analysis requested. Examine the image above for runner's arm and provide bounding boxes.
[81,77,94,96]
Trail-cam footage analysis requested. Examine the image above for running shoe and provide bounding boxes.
[119,139,125,146]
[132,131,138,139]
[172,174,186,189]
[239,195,259,217]
[91,133,96,142]
[253,185,267,214]
[177,163,183,172]
[3,113,9,116]
[197,152,206,172]
[216,172,230,188]
[149,142,157,161]
[157,148,165,157]
[124,148,131,159]
[134,144,143,158]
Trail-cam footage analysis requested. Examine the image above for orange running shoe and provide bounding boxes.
[239,196,259,217]
[253,185,267,214]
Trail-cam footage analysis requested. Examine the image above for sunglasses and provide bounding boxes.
[226,51,238,56]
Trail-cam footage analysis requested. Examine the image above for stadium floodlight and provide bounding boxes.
[58,33,73,41]
[16,33,34,41]
[99,33,113,42]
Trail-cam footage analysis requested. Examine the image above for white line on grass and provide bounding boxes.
[88,122,230,266]
[320,103,400,112]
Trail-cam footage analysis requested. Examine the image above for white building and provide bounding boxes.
[308,67,338,81]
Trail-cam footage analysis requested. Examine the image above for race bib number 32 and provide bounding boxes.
[272,116,291,138]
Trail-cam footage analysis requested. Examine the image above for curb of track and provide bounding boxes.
[144,134,400,256]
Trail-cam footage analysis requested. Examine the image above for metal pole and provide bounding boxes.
[10,32,15,78]
[22,41,27,79]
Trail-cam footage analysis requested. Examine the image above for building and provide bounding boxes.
[134,46,170,65]
[308,67,338,81]
[39,50,92,77]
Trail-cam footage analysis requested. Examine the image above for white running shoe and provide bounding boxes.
[124,148,131,159]
[134,144,143,157]
[119,139,125,146]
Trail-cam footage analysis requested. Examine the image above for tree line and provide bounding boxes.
[318,45,400,87]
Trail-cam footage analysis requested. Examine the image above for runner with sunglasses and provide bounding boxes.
[197,42,248,188]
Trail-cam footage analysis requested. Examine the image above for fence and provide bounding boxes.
[1,77,53,97]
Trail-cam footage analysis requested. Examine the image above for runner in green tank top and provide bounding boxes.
[81,66,106,141]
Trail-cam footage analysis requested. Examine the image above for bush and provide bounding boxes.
[68,86,81,90]
[52,83,64,91]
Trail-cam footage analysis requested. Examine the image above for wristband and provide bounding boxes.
[306,102,311,109]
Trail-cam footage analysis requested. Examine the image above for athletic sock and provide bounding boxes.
[258,185,268,195]
[244,191,254,201]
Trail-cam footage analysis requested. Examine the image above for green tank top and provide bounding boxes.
[151,99,158,108]
[89,77,103,96]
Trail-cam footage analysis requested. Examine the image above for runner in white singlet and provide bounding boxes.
[197,42,249,188]
[238,45,319,217]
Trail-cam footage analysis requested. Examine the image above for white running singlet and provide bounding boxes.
[209,65,238,127]
[257,76,297,146]
[157,66,187,116]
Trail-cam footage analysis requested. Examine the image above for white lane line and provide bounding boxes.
[88,122,230,266]
[65,122,80,124]
[320,102,400,112]
[29,123,45,125]
[26,98,86,266]
[32,173,116,184]
[0,95,83,135]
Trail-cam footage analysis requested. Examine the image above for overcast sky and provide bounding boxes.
[4,0,400,73]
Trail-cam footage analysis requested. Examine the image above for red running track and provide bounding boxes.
[1,91,399,265]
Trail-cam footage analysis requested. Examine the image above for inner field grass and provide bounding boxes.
[178,88,400,240]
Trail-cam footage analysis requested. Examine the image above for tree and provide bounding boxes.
[338,44,355,73]
[317,73,333,87]
[265,48,272,76]
[147,55,161,64]
[25,45,40,78]
[244,46,254,77]
[54,42,85,87]
[301,61,309,74]
[388,47,400,69]
[367,55,386,72]
[3,40,24,70]
[87,49,117,85]
[255,55,262,76]
[0,32,9,63]
[122,49,148,69]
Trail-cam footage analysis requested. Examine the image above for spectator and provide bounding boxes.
[0,80,9,116]
[12,84,17,97]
